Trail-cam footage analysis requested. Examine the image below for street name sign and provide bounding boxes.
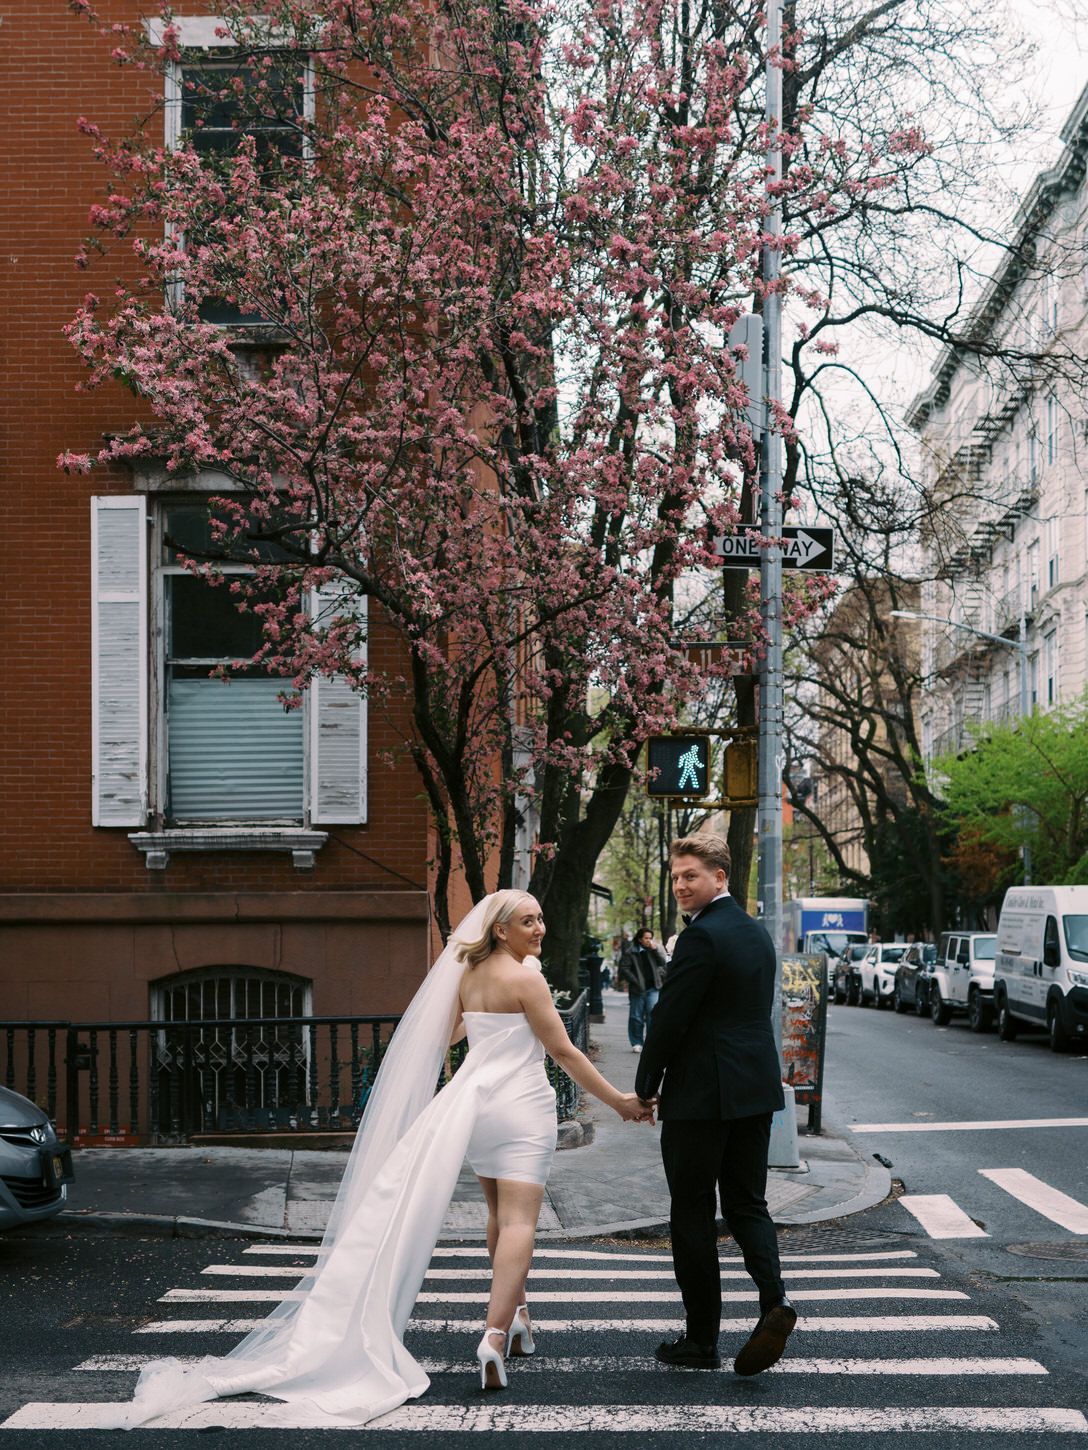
[712,526,836,571]
[682,641,751,671]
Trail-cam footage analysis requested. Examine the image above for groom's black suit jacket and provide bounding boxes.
[634,895,784,1121]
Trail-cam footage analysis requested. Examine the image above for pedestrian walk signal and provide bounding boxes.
[646,736,710,798]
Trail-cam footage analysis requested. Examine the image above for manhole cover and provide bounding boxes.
[776,1224,909,1255]
[1006,1241,1088,1261]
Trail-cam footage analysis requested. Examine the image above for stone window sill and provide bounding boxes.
[128,828,328,871]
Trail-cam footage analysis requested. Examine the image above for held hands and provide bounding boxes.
[616,1092,656,1124]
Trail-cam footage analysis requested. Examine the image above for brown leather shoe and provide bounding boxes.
[732,1301,797,1376]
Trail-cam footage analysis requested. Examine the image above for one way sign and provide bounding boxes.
[712,526,836,572]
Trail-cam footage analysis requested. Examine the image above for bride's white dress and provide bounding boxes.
[108,917,559,1430]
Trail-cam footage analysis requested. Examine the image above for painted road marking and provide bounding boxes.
[204,1264,939,1281]
[247,1245,921,1264]
[415,1288,968,1305]
[851,1117,1088,1133]
[899,1195,990,1239]
[980,1168,1088,1232]
[134,1314,1000,1335]
[426,1267,940,1281]
[160,1285,969,1305]
[4,1403,1083,1432]
[74,1353,1049,1377]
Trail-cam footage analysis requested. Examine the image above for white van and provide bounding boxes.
[993,886,1088,1051]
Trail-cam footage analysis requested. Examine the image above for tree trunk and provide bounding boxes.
[722,468,759,913]
[530,755,636,992]
[727,672,758,911]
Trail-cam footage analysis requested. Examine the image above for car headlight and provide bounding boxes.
[1069,968,1088,988]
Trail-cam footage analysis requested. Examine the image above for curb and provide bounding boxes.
[8,1211,322,1243]
[781,1137,893,1227]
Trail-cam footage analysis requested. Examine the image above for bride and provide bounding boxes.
[110,891,650,1428]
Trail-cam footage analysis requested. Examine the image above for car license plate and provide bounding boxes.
[38,1144,75,1188]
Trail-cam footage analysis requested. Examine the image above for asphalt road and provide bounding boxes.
[822,995,1088,1251]
[0,1004,1084,1447]
[821,995,1088,1403]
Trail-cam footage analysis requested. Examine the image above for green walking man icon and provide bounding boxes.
[676,742,704,791]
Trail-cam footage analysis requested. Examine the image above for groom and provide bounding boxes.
[635,834,795,1375]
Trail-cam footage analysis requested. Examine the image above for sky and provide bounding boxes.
[1016,0,1088,165]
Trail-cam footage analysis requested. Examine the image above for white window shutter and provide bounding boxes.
[309,585,367,824]
[91,496,148,826]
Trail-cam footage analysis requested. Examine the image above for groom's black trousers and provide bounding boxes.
[660,1113,785,1343]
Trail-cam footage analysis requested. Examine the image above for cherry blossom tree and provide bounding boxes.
[63,0,909,980]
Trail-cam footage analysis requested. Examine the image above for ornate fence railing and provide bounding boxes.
[1,989,589,1145]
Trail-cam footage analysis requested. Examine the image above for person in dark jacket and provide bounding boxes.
[635,834,795,1375]
[617,927,668,1052]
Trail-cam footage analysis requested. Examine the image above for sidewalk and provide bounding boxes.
[24,989,889,1241]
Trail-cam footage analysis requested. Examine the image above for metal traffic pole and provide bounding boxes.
[759,0,799,1166]
[758,0,784,968]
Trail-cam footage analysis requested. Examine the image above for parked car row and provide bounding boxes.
[831,942,908,1008]
[834,932,997,1033]
[831,884,1088,1055]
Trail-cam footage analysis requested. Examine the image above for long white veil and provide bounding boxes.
[112,895,500,1429]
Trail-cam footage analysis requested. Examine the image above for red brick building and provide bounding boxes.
[0,4,439,1121]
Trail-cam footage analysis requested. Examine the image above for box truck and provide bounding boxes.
[784,897,869,965]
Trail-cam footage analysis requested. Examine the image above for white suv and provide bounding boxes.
[928,932,997,1030]
[858,942,908,1009]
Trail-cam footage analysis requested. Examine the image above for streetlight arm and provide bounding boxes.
[890,610,1023,654]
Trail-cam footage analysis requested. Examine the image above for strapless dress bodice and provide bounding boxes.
[459,1012,555,1184]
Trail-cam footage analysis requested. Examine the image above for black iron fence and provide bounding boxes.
[0,990,589,1144]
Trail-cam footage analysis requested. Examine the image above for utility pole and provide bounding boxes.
[758,0,784,966]
[759,0,799,1168]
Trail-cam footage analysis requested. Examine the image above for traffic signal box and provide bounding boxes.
[645,731,758,807]
[722,738,758,805]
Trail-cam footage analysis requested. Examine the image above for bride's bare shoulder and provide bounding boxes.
[460,953,548,1013]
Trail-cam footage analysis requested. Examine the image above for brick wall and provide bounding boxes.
[0,2,429,900]
[0,4,434,1016]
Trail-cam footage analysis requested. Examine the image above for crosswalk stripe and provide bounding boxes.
[203,1264,940,1282]
[5,1403,1084,1432]
[850,1117,1088,1133]
[979,1168,1088,1232]
[414,1288,968,1304]
[74,1353,1049,1376]
[246,1244,921,1264]
[133,1314,1001,1335]
[159,1285,969,1305]
[899,1195,990,1239]
[425,1267,940,1281]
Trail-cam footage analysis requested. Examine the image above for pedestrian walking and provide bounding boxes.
[617,927,667,1052]
[106,892,651,1428]
[635,834,795,1375]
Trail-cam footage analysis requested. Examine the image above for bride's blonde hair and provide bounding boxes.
[453,890,537,970]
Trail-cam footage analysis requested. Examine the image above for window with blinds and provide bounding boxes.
[90,492,367,832]
[162,505,303,821]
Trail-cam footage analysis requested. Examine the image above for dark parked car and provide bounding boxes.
[893,942,937,1015]
[832,944,870,1005]
[0,1085,74,1231]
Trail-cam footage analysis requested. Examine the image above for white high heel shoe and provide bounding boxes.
[477,1328,508,1390]
[506,1304,535,1357]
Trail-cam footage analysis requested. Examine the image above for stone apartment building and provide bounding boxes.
[0,4,442,1134]
[908,82,1088,758]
